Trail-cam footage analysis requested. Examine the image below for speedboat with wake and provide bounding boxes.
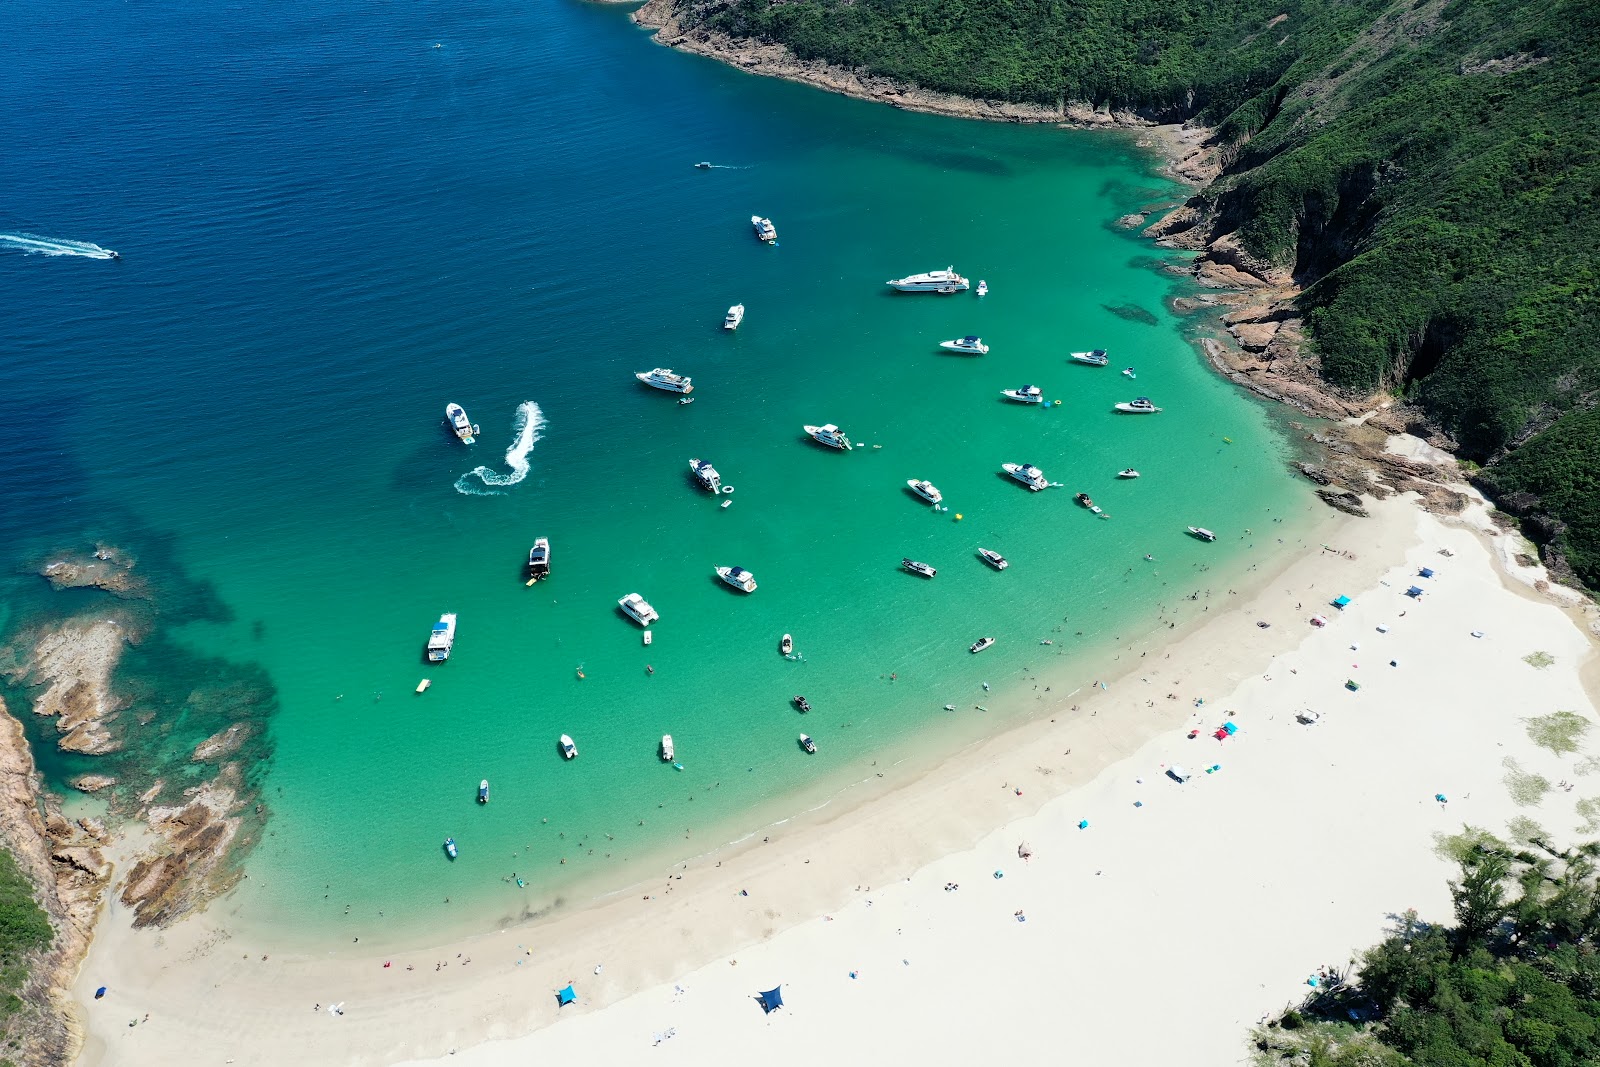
[901,558,937,579]
[1001,385,1043,404]
[695,162,712,169]
[1187,526,1217,542]
[426,613,457,662]
[1075,492,1106,516]
[799,733,817,754]
[978,548,1008,570]
[803,423,852,450]
[887,267,969,293]
[445,403,478,444]
[715,565,757,593]
[969,636,996,654]
[751,216,777,244]
[906,479,943,505]
[793,695,811,713]
[1002,462,1049,491]
[1114,397,1162,413]
[690,458,722,493]
[526,538,550,584]
[1116,469,1140,479]
[559,734,578,760]
[938,336,988,355]
[1070,350,1110,367]
[618,593,660,627]
[724,304,744,330]
[636,368,693,393]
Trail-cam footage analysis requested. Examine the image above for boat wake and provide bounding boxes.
[454,401,544,496]
[0,233,118,259]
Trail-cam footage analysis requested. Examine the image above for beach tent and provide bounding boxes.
[758,986,784,1014]
[1419,567,1435,578]
[1223,721,1239,735]
[1405,586,1424,598]
[557,984,577,1007]
[1345,680,1361,691]
[1332,595,1352,609]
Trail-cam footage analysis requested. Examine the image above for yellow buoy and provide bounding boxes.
[955,513,964,521]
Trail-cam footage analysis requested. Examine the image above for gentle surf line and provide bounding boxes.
[0,233,117,259]
[454,401,545,495]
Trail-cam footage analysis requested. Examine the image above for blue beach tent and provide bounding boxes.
[1332,595,1352,609]
[1419,567,1435,578]
[557,984,577,1007]
[1405,586,1424,599]
[758,986,784,1014]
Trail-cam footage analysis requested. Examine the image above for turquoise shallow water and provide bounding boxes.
[1,0,1314,943]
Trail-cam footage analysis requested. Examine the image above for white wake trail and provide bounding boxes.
[454,401,545,496]
[0,233,117,259]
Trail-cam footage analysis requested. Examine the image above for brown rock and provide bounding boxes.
[70,774,117,794]
[1230,321,1281,350]
[10,617,128,753]
[37,547,147,598]
[1318,487,1370,517]
[1196,262,1267,289]
[77,817,109,843]
[193,723,251,763]
[121,772,245,928]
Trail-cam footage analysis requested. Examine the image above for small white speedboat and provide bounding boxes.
[906,479,943,505]
[978,548,1008,570]
[751,216,777,244]
[938,336,988,355]
[1001,385,1043,404]
[901,558,937,579]
[799,733,817,754]
[1114,397,1162,413]
[1070,350,1110,366]
[969,636,996,653]
[976,280,988,297]
[715,565,757,593]
[803,424,852,450]
[1002,462,1049,491]
[660,735,675,762]
[1187,526,1217,542]
[477,779,489,803]
[780,633,793,655]
[445,403,478,444]
[724,304,745,330]
[1117,469,1140,479]
[559,734,578,759]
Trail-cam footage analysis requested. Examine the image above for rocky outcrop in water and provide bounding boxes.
[5,618,130,755]
[120,769,247,928]
[37,546,147,600]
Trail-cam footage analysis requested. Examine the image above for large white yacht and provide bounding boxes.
[660,735,675,762]
[445,404,478,444]
[1002,462,1050,491]
[906,479,943,505]
[1001,385,1044,404]
[1114,397,1162,414]
[1070,350,1110,366]
[689,458,722,493]
[938,336,989,355]
[887,267,969,293]
[636,368,693,393]
[901,558,937,579]
[724,304,745,330]
[751,216,777,244]
[978,548,1008,570]
[618,593,660,627]
[427,613,457,662]
[715,566,757,593]
[803,424,852,450]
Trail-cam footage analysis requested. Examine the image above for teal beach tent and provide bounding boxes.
[557,984,577,1007]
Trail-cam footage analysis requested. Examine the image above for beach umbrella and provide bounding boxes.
[557,984,577,1007]
[757,986,784,1014]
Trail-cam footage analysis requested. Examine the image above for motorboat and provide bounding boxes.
[1122,367,1138,378]
[443,837,458,859]
[1075,492,1105,516]
[690,458,722,493]
[793,695,811,713]
[526,537,550,583]
[426,613,457,663]
[618,593,660,627]
[660,735,675,762]
[1116,469,1140,479]
[477,779,489,804]
[799,733,817,754]
[938,336,989,355]
[978,548,1008,570]
[1002,462,1049,491]
[906,479,943,505]
[1001,385,1043,404]
[445,403,478,444]
[976,280,988,296]
[1070,350,1110,367]
[724,304,745,330]
[678,397,695,406]
[886,267,969,293]
[803,424,852,450]
[780,633,793,655]
[106,250,121,260]
[559,734,578,760]
[1114,397,1162,413]
[715,565,757,593]
[969,636,996,654]
[636,368,693,393]
[751,216,777,244]
[695,162,712,169]
[901,558,937,579]
[1187,526,1217,542]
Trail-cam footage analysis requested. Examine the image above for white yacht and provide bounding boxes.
[715,565,757,593]
[660,735,675,762]
[901,558,937,579]
[906,479,943,504]
[526,537,551,583]
[689,458,722,493]
[751,216,777,244]
[799,733,817,754]
[1002,463,1049,491]
[559,734,578,760]
[978,548,1008,570]
[803,424,852,450]
[1001,385,1044,404]
[1187,526,1217,542]
[976,280,988,297]
[1116,469,1140,479]
[887,266,969,293]
[1114,397,1162,413]
[724,304,745,330]
[938,336,989,355]
[426,613,457,662]
[636,368,693,394]
[618,593,660,627]
[1070,350,1110,366]
[445,403,478,444]
[969,636,996,654]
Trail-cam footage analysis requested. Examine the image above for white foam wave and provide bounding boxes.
[0,233,118,259]
[454,401,544,496]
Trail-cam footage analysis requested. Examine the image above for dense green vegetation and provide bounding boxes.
[1253,834,1600,1066]
[671,0,1600,587]
[0,847,51,1060]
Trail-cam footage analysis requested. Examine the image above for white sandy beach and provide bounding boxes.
[72,487,1600,1067]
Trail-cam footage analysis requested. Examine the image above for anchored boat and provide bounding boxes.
[803,423,852,450]
[715,565,757,593]
[559,734,578,760]
[969,636,996,654]
[724,304,745,330]
[445,403,479,444]
[1002,462,1050,491]
[636,368,693,394]
[618,593,660,627]
[938,336,988,355]
[526,538,550,584]
[1114,397,1162,414]
[426,613,457,663]
[660,735,675,762]
[978,548,1008,570]
[887,266,969,293]
[1070,350,1110,367]
[477,779,489,804]
[1001,385,1044,404]
[751,216,777,244]
[906,479,943,505]
[901,558,937,579]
